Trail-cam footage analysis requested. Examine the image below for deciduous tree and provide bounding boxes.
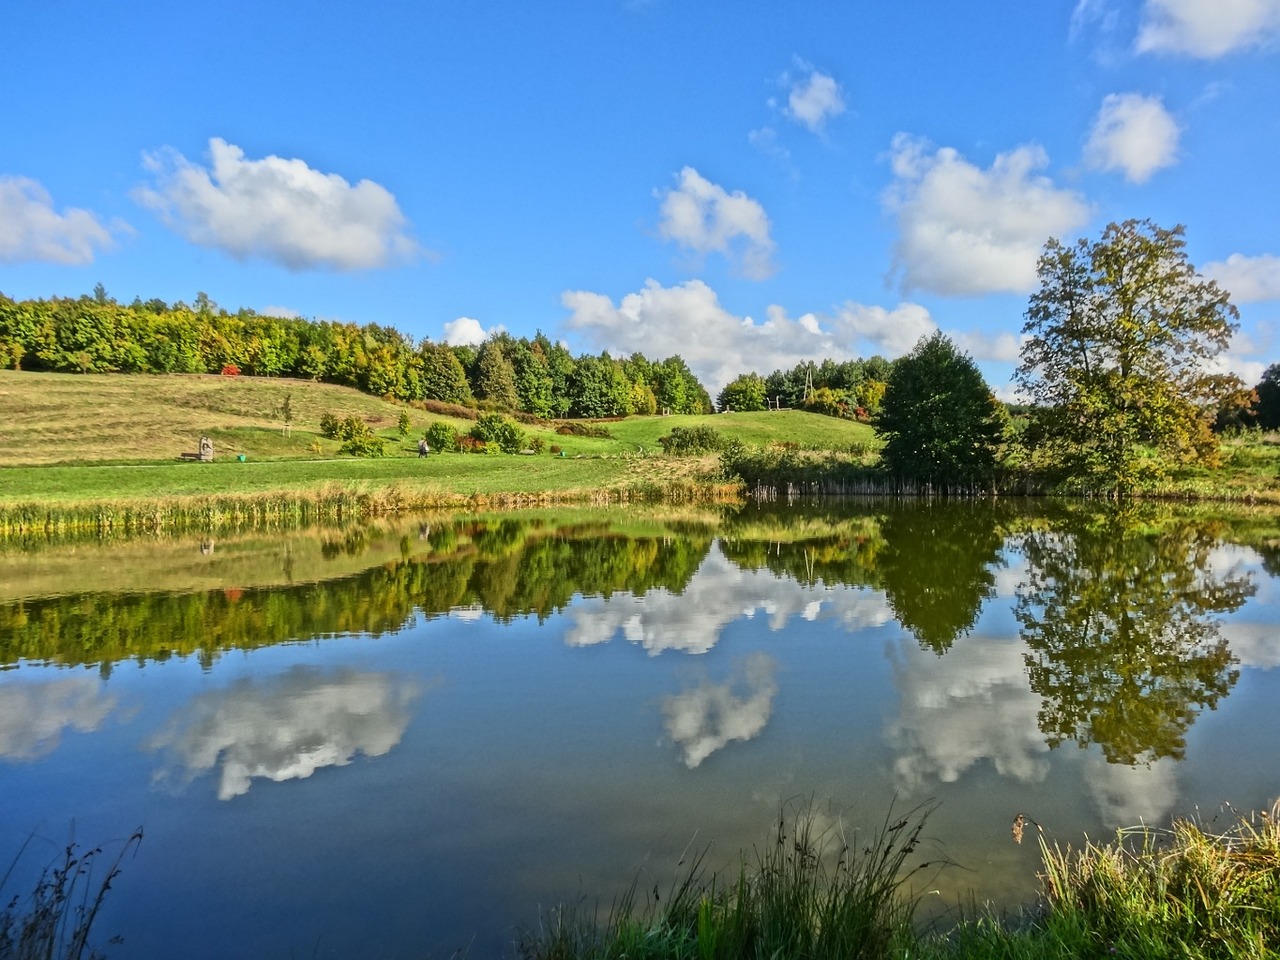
[1016,220,1240,494]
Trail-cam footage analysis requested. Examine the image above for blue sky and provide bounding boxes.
[2,0,1278,395]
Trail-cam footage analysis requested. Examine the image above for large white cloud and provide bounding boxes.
[0,176,122,265]
[663,653,779,768]
[1084,93,1181,183]
[888,636,1051,792]
[785,68,846,133]
[884,134,1091,296]
[0,677,117,761]
[148,666,419,800]
[134,137,419,271]
[562,279,933,391]
[1136,0,1280,57]
[657,167,776,280]
[1203,253,1280,303]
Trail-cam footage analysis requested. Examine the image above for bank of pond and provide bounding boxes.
[2,499,1278,958]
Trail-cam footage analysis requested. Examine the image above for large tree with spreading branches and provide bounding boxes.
[1016,220,1241,495]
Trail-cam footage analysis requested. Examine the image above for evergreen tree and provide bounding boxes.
[877,332,1006,489]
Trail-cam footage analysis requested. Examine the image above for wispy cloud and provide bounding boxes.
[656,167,776,280]
[1136,0,1280,57]
[0,176,124,265]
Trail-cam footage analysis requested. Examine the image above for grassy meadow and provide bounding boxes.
[0,370,876,514]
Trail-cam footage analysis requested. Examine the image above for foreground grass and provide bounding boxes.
[523,804,1280,960]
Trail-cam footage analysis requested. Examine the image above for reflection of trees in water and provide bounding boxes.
[875,503,1005,654]
[1016,516,1254,765]
[0,520,713,671]
[721,501,1006,654]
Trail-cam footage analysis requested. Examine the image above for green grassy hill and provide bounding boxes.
[0,371,880,510]
[0,370,876,466]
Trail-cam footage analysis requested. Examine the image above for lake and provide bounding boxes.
[2,499,1279,958]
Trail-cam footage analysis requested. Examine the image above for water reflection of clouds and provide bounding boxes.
[0,677,117,761]
[148,666,420,800]
[565,545,892,655]
[887,633,1183,827]
[663,653,778,768]
[888,636,1049,791]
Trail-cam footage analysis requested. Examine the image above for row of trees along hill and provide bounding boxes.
[717,355,894,417]
[873,220,1250,496]
[0,288,713,418]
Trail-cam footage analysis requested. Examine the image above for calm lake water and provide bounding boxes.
[2,500,1279,958]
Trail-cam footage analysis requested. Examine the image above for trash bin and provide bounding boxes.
[237,454,247,462]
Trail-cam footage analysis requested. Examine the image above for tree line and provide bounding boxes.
[0,288,713,418]
[715,355,894,418]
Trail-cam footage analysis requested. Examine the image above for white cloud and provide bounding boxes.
[888,635,1051,792]
[564,542,891,655]
[663,653,778,768]
[0,677,117,761]
[1137,0,1280,57]
[1079,751,1180,825]
[656,167,776,279]
[785,68,846,133]
[442,316,504,345]
[884,134,1091,296]
[134,137,419,271]
[951,329,1025,363]
[0,176,122,265]
[1084,93,1181,183]
[260,305,301,319]
[832,302,937,357]
[1204,253,1280,302]
[148,666,419,800]
[562,279,932,392]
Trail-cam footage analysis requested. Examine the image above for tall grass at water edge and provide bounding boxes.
[522,803,1280,960]
[0,830,143,960]
[519,801,938,960]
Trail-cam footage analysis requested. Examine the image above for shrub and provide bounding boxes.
[397,411,412,437]
[220,364,240,376]
[419,399,479,421]
[555,421,613,438]
[335,416,386,457]
[319,412,341,439]
[549,444,562,455]
[527,435,546,454]
[424,421,459,453]
[470,413,526,454]
[658,425,724,455]
[458,435,487,453]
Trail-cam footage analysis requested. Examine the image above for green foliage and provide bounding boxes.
[802,386,849,418]
[520,801,931,960]
[424,421,459,453]
[397,410,412,437]
[658,425,724,455]
[876,332,1006,489]
[1017,220,1241,495]
[569,354,632,417]
[473,340,520,409]
[335,416,387,457]
[555,421,613,439]
[0,291,714,421]
[1253,363,1280,430]
[716,372,767,412]
[318,411,341,439]
[469,412,526,453]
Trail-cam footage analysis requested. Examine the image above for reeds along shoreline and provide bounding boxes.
[521,802,1280,960]
[0,480,745,540]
